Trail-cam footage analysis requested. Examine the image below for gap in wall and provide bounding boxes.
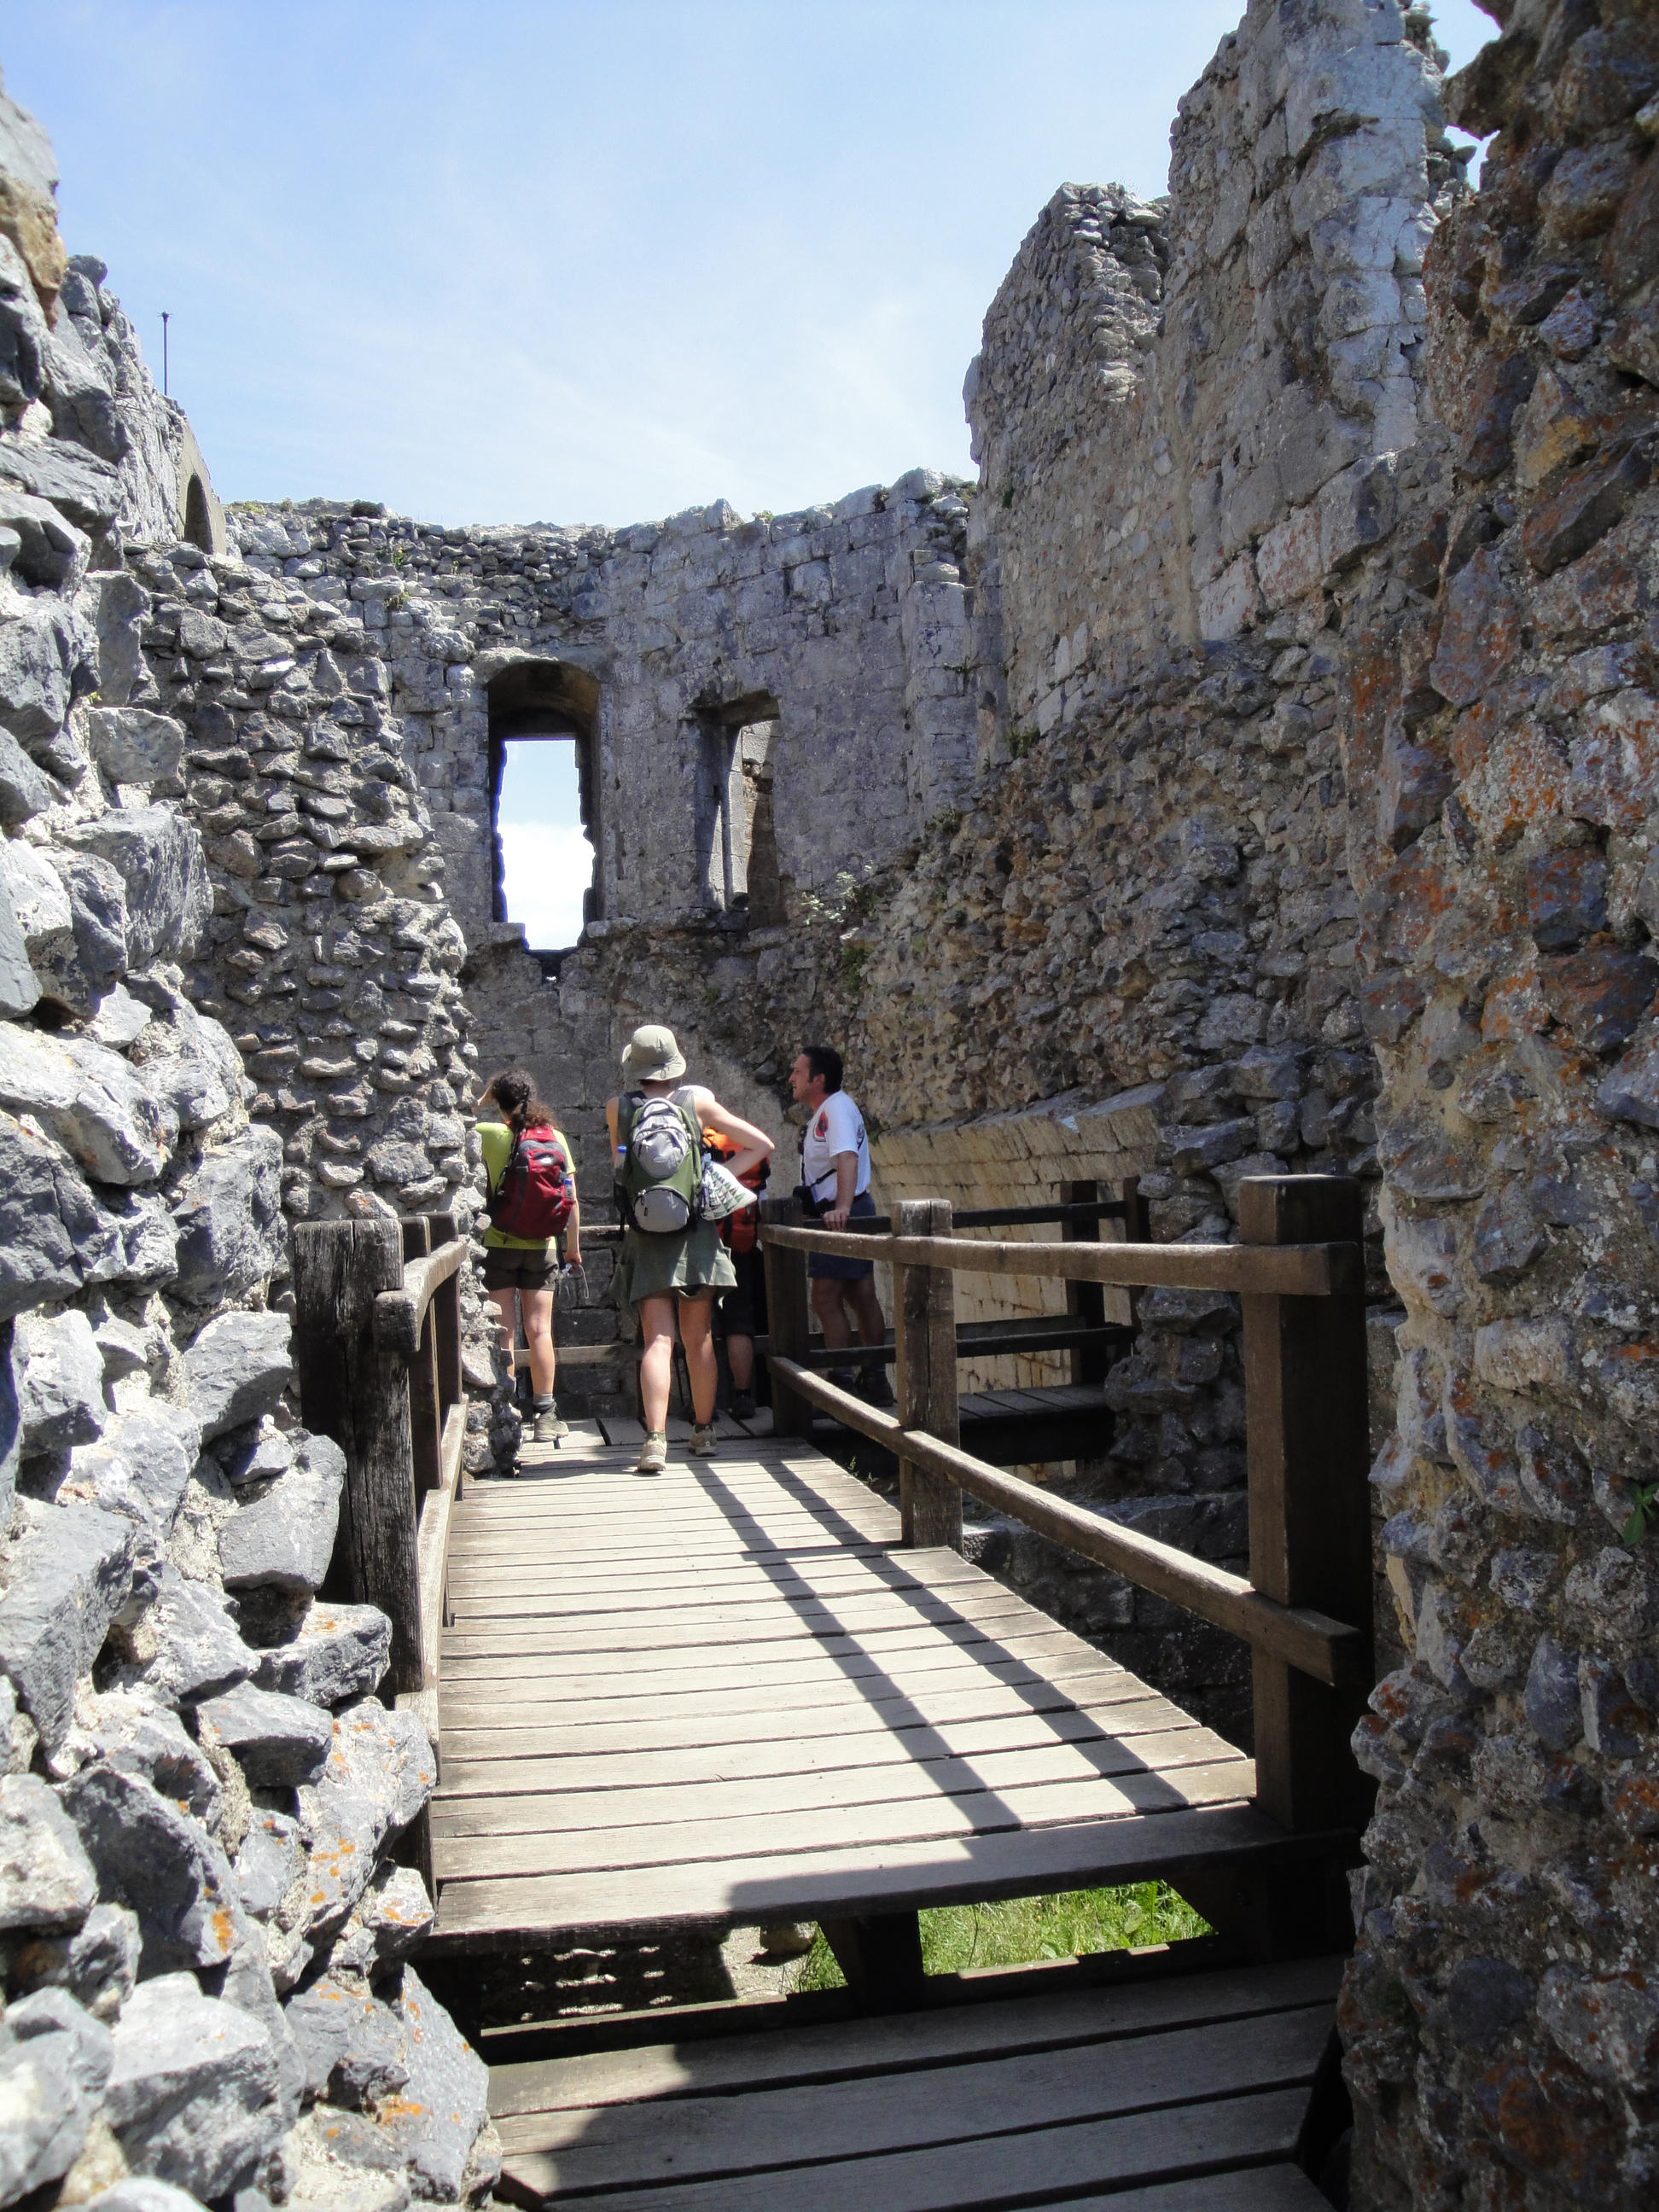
[497,736,596,952]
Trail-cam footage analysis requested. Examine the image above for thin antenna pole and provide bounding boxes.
[160,311,169,397]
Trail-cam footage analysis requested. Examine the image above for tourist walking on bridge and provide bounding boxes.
[477,1069,581,1446]
[608,1024,774,1476]
[790,1045,894,1406]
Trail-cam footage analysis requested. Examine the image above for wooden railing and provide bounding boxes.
[760,1173,1374,1838]
[291,1211,467,1765]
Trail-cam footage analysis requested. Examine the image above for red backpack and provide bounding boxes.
[486,1125,575,1241]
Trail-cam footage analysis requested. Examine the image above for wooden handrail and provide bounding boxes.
[766,1355,1366,1687]
[762,1224,1362,1297]
[375,1235,467,1355]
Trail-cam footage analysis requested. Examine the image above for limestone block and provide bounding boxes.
[41,848,129,1011]
[91,570,148,709]
[233,1810,303,1922]
[128,1002,241,1131]
[0,1498,135,1749]
[0,1024,177,1186]
[60,1763,245,1972]
[1196,553,1260,640]
[103,1973,282,2201]
[284,1973,408,2107]
[0,1110,100,1319]
[0,728,56,825]
[295,1699,435,1936]
[196,1681,333,1785]
[0,1988,114,2207]
[218,1444,343,1595]
[57,806,210,971]
[169,1126,283,1306]
[131,1563,255,1707]
[0,485,86,589]
[17,1307,106,1452]
[183,1309,292,1441]
[253,1600,391,1708]
[83,707,183,792]
[0,1772,97,1930]
[8,1901,141,2024]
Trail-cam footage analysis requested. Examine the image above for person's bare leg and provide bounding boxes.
[638,1296,677,1435]
[850,1275,887,1347]
[727,1333,754,1392]
[678,1296,719,1428]
[488,1289,520,1389]
[521,1287,556,1398]
[811,1278,853,1351]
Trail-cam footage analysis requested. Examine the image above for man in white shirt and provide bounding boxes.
[789,1045,894,1406]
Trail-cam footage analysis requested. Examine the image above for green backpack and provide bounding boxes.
[616,1088,704,1235]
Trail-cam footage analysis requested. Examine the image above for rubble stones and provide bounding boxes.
[296,1703,435,1936]
[57,807,209,974]
[104,1974,282,2201]
[253,1603,390,1708]
[196,1684,334,1786]
[82,708,183,791]
[169,1127,284,1306]
[8,1902,142,2023]
[371,1969,492,2202]
[0,1024,178,1185]
[0,1772,96,1930]
[184,1310,292,1441]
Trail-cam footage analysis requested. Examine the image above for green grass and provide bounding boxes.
[785,1882,1210,1991]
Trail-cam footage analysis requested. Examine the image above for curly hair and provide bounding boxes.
[486,1068,555,1131]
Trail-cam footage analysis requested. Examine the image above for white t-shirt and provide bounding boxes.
[800,1090,870,1204]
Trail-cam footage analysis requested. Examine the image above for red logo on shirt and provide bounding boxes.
[815,1112,828,1137]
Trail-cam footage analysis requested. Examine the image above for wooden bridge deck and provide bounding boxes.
[427,1426,1305,1956]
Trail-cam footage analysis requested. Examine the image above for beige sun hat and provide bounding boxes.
[620,1023,687,1083]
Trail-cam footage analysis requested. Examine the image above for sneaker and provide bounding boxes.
[731,1390,755,1423]
[634,1430,668,1475]
[533,1402,569,1444]
[857,1367,896,1409]
[758,1923,815,1959]
[688,1423,719,1457]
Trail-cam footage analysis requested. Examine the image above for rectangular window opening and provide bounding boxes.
[496,736,597,952]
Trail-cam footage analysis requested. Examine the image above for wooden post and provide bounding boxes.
[895,1199,961,1552]
[291,1219,423,1696]
[403,1218,442,1500]
[1062,1178,1107,1386]
[428,1211,463,1417]
[1240,1175,1373,1836]
[819,1912,925,2014]
[760,1196,811,1438]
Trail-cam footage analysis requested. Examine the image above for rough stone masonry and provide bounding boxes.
[5,0,1659,2207]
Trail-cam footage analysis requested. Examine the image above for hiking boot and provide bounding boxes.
[533,1401,569,1444]
[634,1430,668,1475]
[731,1390,756,1423]
[857,1366,896,1409]
[825,1368,857,1394]
[688,1423,719,1457]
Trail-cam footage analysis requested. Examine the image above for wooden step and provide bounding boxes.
[489,1954,1343,2208]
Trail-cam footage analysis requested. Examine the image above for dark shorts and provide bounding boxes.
[807,1189,877,1281]
[482,1243,558,1293]
[717,1248,766,1339]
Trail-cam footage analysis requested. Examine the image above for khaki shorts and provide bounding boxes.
[482,1244,559,1293]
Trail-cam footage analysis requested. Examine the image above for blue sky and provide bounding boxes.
[6,0,1498,946]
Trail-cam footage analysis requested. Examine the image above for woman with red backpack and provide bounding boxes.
[477,1068,581,1446]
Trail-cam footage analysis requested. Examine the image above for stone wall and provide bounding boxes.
[1334,6,1659,2206]
[0,87,498,2212]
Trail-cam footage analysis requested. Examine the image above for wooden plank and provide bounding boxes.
[895,1198,962,1552]
[1241,1176,1376,1835]
[440,1594,1045,1666]
[436,1699,1198,1798]
[427,1801,1322,1948]
[762,1223,1362,1297]
[445,1541,980,1598]
[499,2082,1314,2210]
[433,1729,1242,1837]
[493,2001,1330,2192]
[413,1402,465,1726]
[434,1760,1255,1883]
[486,1956,1344,2116]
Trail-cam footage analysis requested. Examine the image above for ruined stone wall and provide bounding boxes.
[1334,7,1659,2206]
[0,90,498,2212]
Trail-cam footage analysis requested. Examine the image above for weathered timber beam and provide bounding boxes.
[375,1236,466,1357]
[761,1225,1361,1297]
[765,1355,1366,1687]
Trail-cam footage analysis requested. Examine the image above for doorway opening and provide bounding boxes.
[696,690,786,924]
[487,661,600,952]
[183,475,212,554]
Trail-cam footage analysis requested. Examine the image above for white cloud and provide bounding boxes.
[498,821,596,951]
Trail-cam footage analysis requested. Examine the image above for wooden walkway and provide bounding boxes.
[489,1954,1344,2209]
[428,1425,1305,1955]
